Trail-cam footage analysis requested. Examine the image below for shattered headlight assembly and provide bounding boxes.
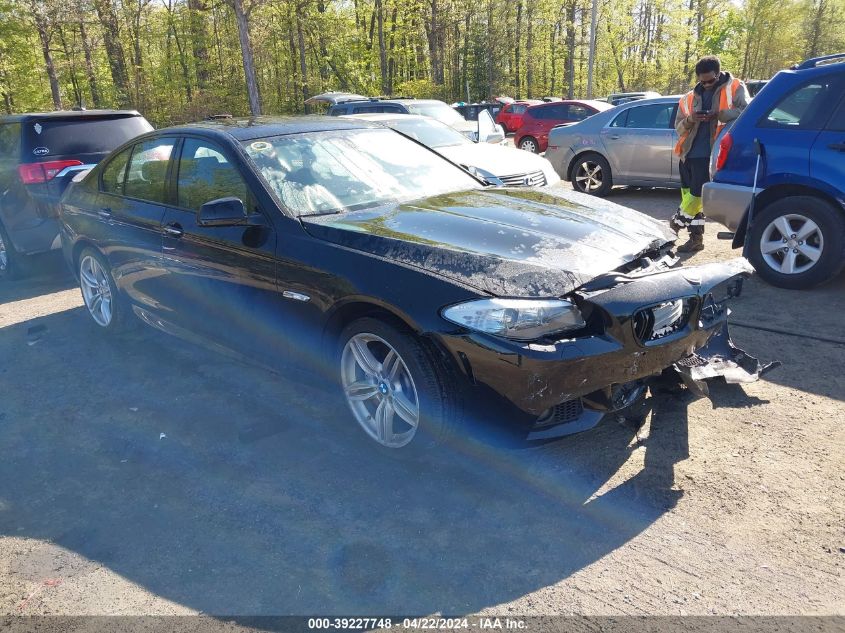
[442,298,586,341]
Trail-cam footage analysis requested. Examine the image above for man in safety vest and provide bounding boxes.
[671,55,749,252]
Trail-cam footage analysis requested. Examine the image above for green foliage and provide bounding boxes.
[2,0,844,123]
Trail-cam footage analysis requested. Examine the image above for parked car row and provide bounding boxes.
[514,100,613,154]
[341,112,558,187]
[544,53,845,290]
[9,62,841,453]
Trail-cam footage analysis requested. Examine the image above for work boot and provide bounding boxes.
[676,233,704,253]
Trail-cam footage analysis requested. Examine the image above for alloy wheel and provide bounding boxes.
[79,255,114,327]
[341,333,420,448]
[759,213,824,275]
[520,139,537,153]
[575,161,603,192]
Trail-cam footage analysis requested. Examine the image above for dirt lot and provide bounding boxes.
[0,185,843,617]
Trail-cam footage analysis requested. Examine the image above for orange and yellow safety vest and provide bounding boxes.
[674,78,742,157]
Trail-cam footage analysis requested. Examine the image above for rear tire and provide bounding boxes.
[77,248,135,332]
[571,153,613,197]
[519,136,539,153]
[337,317,461,456]
[0,219,27,280]
[747,196,845,289]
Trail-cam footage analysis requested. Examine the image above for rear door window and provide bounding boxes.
[124,139,175,203]
[761,76,845,130]
[21,115,153,159]
[568,105,591,121]
[545,104,568,120]
[100,146,133,195]
[625,103,675,128]
[610,109,629,127]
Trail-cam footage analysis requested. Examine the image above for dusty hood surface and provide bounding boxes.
[436,143,559,184]
[301,188,677,297]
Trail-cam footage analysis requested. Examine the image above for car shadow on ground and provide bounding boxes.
[0,306,696,615]
[0,253,74,304]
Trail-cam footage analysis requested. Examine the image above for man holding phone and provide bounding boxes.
[671,56,749,252]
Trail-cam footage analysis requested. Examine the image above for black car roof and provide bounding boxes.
[154,115,378,141]
[0,109,143,123]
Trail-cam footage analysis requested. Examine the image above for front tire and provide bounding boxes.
[747,196,845,289]
[519,136,539,153]
[571,153,613,197]
[77,248,135,332]
[338,317,460,454]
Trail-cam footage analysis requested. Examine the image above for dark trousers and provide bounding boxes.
[672,157,709,235]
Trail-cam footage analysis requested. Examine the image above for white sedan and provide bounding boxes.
[343,112,559,187]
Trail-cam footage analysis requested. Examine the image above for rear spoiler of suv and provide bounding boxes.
[793,53,845,69]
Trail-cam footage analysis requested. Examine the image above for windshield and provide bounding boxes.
[386,117,472,148]
[406,102,465,126]
[242,128,480,217]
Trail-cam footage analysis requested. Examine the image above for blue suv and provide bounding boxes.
[704,54,845,289]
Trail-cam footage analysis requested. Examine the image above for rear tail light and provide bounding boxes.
[17,159,83,184]
[715,133,733,172]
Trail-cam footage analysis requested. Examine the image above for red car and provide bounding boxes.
[515,100,613,153]
[495,100,542,133]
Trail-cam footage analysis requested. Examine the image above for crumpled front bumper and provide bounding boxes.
[436,258,776,439]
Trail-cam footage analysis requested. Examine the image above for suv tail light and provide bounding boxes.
[715,133,733,172]
[17,160,83,184]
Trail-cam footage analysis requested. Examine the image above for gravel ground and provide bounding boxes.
[0,184,843,617]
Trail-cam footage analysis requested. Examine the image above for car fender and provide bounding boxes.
[730,180,845,250]
[567,145,609,182]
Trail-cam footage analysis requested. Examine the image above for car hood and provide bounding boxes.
[449,119,478,136]
[300,188,676,297]
[436,144,559,183]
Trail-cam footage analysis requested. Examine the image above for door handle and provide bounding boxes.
[828,142,845,151]
[163,223,183,238]
[609,135,621,140]
[98,208,112,218]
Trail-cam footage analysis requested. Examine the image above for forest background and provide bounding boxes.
[1,0,843,125]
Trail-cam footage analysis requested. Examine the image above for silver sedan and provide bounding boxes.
[544,96,683,197]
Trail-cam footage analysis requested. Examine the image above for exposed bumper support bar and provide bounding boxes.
[673,321,781,396]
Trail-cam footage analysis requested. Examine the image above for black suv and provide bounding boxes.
[0,110,152,278]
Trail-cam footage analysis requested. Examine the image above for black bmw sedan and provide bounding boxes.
[60,116,767,453]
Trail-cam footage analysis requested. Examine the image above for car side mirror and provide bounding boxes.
[477,109,505,145]
[197,196,248,227]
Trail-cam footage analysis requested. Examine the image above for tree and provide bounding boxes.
[29,0,63,109]
[227,0,261,115]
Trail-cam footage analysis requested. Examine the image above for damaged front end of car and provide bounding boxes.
[438,256,779,441]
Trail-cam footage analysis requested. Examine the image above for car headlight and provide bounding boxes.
[441,298,585,341]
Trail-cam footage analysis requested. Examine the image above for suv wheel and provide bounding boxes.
[338,317,460,455]
[748,196,845,289]
[0,220,24,280]
[572,153,613,197]
[519,137,539,153]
